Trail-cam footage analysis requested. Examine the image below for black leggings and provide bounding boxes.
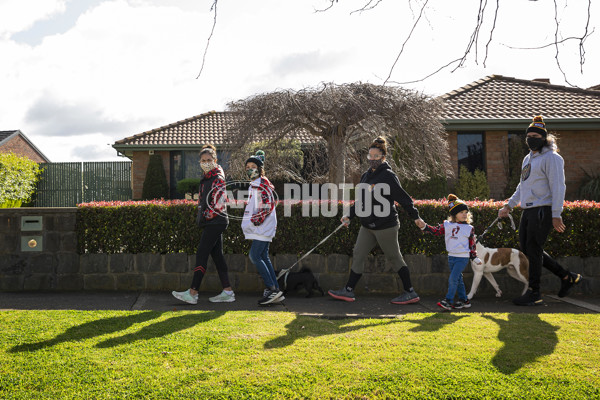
[191,224,231,290]
[519,206,568,292]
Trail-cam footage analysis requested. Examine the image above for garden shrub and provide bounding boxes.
[0,152,42,208]
[176,178,201,196]
[401,174,448,200]
[578,169,600,201]
[454,165,490,200]
[77,199,600,257]
[142,154,169,200]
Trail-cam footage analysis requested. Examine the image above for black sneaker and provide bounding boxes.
[258,290,284,305]
[437,299,452,310]
[513,289,544,306]
[454,299,471,309]
[558,272,582,298]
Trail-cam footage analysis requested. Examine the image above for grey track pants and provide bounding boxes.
[350,225,407,274]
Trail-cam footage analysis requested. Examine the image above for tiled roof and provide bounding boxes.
[0,130,18,143]
[441,75,600,120]
[114,111,316,148]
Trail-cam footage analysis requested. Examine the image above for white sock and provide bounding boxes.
[224,290,234,295]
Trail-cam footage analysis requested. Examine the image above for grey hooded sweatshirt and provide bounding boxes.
[507,143,566,218]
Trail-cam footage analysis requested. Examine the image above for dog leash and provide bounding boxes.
[276,223,345,285]
[476,214,516,244]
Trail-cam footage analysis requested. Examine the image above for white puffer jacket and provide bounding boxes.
[241,177,277,242]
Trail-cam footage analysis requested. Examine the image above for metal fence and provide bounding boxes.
[35,162,132,207]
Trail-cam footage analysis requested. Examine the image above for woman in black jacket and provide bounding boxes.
[328,137,425,304]
[172,144,235,304]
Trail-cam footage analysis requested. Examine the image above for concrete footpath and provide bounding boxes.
[1,291,599,317]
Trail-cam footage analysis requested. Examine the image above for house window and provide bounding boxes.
[457,132,485,173]
[169,151,203,199]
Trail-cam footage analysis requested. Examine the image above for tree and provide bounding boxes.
[0,152,42,208]
[226,82,450,185]
[454,165,490,200]
[142,154,169,200]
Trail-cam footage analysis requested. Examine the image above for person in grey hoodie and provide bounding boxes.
[498,116,582,306]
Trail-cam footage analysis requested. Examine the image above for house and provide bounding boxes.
[0,130,50,163]
[113,76,600,200]
[441,75,600,199]
[112,111,314,199]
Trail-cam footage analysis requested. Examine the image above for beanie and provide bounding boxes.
[526,115,548,138]
[448,194,468,216]
[246,150,265,168]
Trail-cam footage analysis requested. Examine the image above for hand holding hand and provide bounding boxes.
[414,218,426,230]
[552,217,566,233]
[498,205,511,219]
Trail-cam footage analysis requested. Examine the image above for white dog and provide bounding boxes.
[467,242,529,300]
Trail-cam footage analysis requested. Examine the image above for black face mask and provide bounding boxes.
[526,136,546,151]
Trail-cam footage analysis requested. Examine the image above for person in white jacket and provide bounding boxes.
[499,116,582,306]
[242,150,283,305]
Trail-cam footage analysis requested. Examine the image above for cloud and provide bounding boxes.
[270,50,350,79]
[70,143,116,161]
[0,0,66,38]
[25,94,137,137]
[10,0,103,46]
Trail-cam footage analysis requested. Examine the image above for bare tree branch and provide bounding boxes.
[350,0,385,15]
[483,0,500,67]
[195,0,218,80]
[225,83,450,184]
[501,31,595,50]
[383,0,430,84]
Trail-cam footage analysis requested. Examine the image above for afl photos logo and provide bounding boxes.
[521,163,531,182]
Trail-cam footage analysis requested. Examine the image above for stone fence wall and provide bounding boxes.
[1,208,598,296]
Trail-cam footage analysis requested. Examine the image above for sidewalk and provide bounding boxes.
[1,291,599,317]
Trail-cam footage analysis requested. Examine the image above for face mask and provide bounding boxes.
[526,136,545,151]
[368,159,383,170]
[201,161,216,173]
[246,168,259,180]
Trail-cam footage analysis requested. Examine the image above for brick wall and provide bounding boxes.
[131,151,171,199]
[1,208,598,296]
[555,130,600,200]
[0,135,47,163]
[484,131,509,199]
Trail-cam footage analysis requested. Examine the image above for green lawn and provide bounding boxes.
[1,310,599,399]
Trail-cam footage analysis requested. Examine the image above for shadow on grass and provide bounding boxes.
[408,313,468,332]
[9,311,163,353]
[482,314,558,375]
[95,311,224,348]
[263,315,402,349]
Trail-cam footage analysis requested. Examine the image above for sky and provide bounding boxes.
[0,0,598,162]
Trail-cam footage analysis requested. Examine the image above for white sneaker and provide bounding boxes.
[209,290,236,303]
[172,289,198,305]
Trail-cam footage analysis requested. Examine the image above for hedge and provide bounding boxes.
[77,199,600,257]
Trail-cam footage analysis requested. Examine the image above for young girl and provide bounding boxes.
[242,150,283,305]
[172,144,235,304]
[421,194,482,310]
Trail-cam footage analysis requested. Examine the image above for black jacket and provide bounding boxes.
[196,165,229,227]
[349,162,419,230]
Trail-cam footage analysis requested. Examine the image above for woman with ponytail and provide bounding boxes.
[242,150,283,306]
[328,136,427,304]
[498,116,582,306]
[172,144,235,304]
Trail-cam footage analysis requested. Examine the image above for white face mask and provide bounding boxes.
[200,161,216,173]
